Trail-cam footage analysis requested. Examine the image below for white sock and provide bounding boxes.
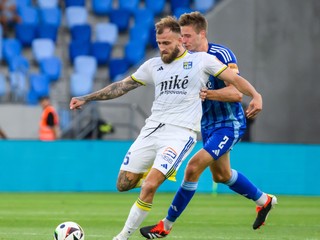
[255,193,268,206]
[119,199,152,238]
[163,218,174,230]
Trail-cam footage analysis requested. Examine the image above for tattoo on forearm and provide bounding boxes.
[81,79,141,101]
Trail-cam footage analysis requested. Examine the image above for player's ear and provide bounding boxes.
[200,30,206,39]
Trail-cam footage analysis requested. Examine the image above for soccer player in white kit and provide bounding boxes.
[69,16,262,240]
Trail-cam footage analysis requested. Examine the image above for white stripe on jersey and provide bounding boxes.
[209,45,232,62]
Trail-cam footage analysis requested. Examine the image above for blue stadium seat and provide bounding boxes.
[16,0,32,12]
[95,22,118,45]
[68,40,91,63]
[39,7,61,27]
[36,24,59,42]
[39,56,62,82]
[133,8,154,29]
[37,0,58,8]
[109,58,129,82]
[32,38,55,63]
[119,0,140,13]
[124,40,146,66]
[0,25,2,61]
[173,7,193,19]
[91,41,112,65]
[70,73,93,96]
[91,0,112,16]
[170,0,191,13]
[129,24,150,47]
[109,9,131,32]
[148,27,158,48]
[194,0,215,13]
[66,6,88,28]
[9,72,28,102]
[29,73,50,98]
[145,0,165,15]
[15,23,37,46]
[65,0,86,7]
[0,73,8,99]
[18,6,39,25]
[74,55,97,78]
[70,24,91,43]
[8,55,30,73]
[2,38,22,63]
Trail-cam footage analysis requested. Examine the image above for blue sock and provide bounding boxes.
[225,169,262,201]
[166,181,198,222]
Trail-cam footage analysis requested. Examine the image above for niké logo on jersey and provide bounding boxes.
[160,75,189,91]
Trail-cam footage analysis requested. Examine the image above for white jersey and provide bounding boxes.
[131,50,227,132]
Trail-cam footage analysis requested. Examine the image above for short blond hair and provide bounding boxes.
[155,16,181,35]
[179,11,208,34]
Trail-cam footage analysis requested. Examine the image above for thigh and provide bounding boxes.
[120,122,161,174]
[153,125,197,180]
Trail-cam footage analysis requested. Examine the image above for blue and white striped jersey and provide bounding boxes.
[201,43,246,130]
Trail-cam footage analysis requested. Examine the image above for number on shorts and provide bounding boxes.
[123,151,131,165]
[218,136,229,149]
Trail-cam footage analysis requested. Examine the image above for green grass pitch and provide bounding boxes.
[0,193,319,240]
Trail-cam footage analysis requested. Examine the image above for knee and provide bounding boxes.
[184,162,200,182]
[116,182,132,192]
[116,171,142,192]
[212,171,232,183]
[141,180,158,195]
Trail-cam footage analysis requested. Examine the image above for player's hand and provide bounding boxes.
[246,94,262,119]
[69,97,86,110]
[200,87,207,101]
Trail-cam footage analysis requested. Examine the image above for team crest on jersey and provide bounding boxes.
[183,61,192,69]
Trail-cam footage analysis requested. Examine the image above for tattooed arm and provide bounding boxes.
[69,76,142,110]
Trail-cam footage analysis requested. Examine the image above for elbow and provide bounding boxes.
[231,91,243,102]
[236,92,243,102]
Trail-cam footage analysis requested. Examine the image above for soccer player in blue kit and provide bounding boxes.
[140,12,277,239]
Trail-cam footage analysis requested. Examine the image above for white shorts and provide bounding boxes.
[120,120,197,179]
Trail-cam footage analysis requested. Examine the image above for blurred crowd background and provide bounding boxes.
[0,0,319,144]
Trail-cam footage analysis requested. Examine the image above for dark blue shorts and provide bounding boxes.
[202,127,245,160]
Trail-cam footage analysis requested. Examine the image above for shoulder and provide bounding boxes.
[207,43,237,64]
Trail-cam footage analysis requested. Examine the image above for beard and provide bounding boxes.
[160,46,180,64]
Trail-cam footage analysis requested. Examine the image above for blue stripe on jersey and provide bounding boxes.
[202,43,246,131]
[165,136,195,179]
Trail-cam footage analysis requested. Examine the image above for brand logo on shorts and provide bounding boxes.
[212,149,220,156]
[161,164,168,169]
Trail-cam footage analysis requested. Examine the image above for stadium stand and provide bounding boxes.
[95,22,118,45]
[0,0,221,139]
[65,6,88,28]
[32,38,55,63]
[39,7,62,27]
[39,56,62,82]
[70,24,92,43]
[2,38,22,63]
[91,41,112,65]
[91,0,113,16]
[0,73,8,99]
[70,72,93,97]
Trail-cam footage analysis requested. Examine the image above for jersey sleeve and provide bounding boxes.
[214,47,239,74]
[131,59,153,85]
[202,53,228,77]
